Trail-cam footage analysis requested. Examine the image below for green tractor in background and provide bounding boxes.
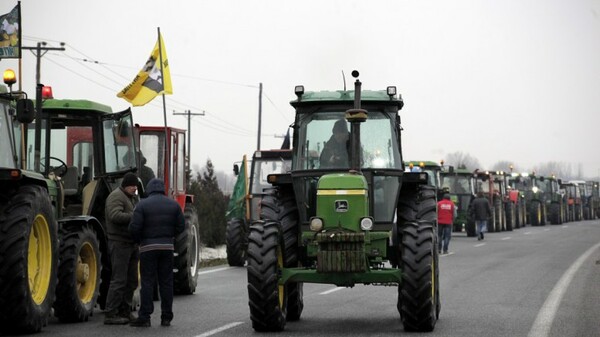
[405,160,445,199]
[246,71,439,332]
[585,181,600,219]
[441,167,475,234]
[0,70,138,333]
[513,173,547,226]
[536,175,567,224]
[225,149,292,266]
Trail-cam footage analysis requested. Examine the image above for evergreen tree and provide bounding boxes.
[190,159,229,247]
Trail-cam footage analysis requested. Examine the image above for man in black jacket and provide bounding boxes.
[472,191,492,240]
[128,178,185,327]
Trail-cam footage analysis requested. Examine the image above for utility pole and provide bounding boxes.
[257,82,262,150]
[22,42,65,172]
[173,109,205,175]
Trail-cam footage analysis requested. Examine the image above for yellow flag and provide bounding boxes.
[117,33,172,106]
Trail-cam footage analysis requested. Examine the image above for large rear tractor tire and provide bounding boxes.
[505,202,514,231]
[226,218,247,267]
[530,201,542,226]
[549,203,561,225]
[0,185,58,334]
[174,204,200,294]
[247,221,287,331]
[53,224,101,322]
[398,222,438,332]
[260,189,303,321]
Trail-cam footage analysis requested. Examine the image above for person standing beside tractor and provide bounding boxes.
[437,193,456,254]
[129,178,185,327]
[320,118,350,168]
[104,172,140,325]
[472,191,492,240]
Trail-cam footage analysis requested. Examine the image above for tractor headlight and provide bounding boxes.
[309,217,323,232]
[360,217,373,231]
[532,186,539,193]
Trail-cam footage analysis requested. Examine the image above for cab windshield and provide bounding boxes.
[293,111,401,170]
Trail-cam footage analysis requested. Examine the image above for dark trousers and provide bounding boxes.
[438,225,452,253]
[105,240,139,314]
[138,249,174,322]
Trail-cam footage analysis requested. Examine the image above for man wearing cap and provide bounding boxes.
[320,118,350,168]
[104,172,140,324]
[437,193,456,255]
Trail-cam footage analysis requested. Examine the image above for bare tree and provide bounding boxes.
[534,161,573,179]
[445,151,481,171]
[490,160,520,173]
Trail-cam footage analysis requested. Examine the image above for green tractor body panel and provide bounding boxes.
[316,173,368,232]
[43,99,113,113]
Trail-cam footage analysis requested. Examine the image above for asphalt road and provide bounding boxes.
[17,220,600,337]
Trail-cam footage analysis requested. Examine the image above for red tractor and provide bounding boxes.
[133,125,200,294]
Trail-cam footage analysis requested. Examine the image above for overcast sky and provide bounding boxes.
[3,0,600,178]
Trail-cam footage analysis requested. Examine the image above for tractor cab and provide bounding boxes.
[288,78,406,229]
[29,99,137,217]
[441,167,474,232]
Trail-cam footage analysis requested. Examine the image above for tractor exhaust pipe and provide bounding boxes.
[346,70,367,172]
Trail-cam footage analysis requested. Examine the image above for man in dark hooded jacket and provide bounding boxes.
[128,178,185,327]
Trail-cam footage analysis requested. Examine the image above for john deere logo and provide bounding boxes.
[335,200,348,212]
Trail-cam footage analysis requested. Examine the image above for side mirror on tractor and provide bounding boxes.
[16,99,34,123]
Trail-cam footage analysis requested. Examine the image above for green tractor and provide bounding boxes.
[441,167,474,234]
[536,175,566,224]
[513,173,547,226]
[0,73,58,334]
[585,181,600,219]
[0,71,138,333]
[246,71,439,332]
[225,149,292,266]
[405,160,445,198]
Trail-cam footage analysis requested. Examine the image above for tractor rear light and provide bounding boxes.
[360,217,373,231]
[309,217,323,232]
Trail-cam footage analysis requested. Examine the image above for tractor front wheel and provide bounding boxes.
[226,218,247,266]
[247,221,287,331]
[54,224,101,322]
[0,185,58,334]
[398,222,438,332]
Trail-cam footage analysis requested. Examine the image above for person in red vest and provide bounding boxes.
[437,193,456,254]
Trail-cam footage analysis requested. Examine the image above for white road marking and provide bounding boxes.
[501,237,511,240]
[524,231,532,235]
[474,243,486,247]
[320,287,345,295]
[527,242,600,337]
[561,225,568,229]
[197,267,232,275]
[440,252,455,256]
[543,228,550,232]
[195,322,244,337]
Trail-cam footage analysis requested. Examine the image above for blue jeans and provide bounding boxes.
[438,225,452,252]
[476,220,487,238]
[138,250,174,322]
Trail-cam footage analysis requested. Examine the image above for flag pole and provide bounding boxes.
[157,27,170,192]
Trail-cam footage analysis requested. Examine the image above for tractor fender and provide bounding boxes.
[58,216,108,258]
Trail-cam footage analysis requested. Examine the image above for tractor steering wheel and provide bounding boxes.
[41,156,68,177]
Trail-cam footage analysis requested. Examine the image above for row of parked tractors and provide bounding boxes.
[0,70,200,334]
[407,161,600,236]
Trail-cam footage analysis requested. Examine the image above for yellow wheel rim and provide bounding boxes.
[76,242,98,303]
[28,214,53,305]
[277,246,285,309]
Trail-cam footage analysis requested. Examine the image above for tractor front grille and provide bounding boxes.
[315,232,366,273]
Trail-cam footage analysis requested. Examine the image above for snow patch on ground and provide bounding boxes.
[200,244,227,260]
